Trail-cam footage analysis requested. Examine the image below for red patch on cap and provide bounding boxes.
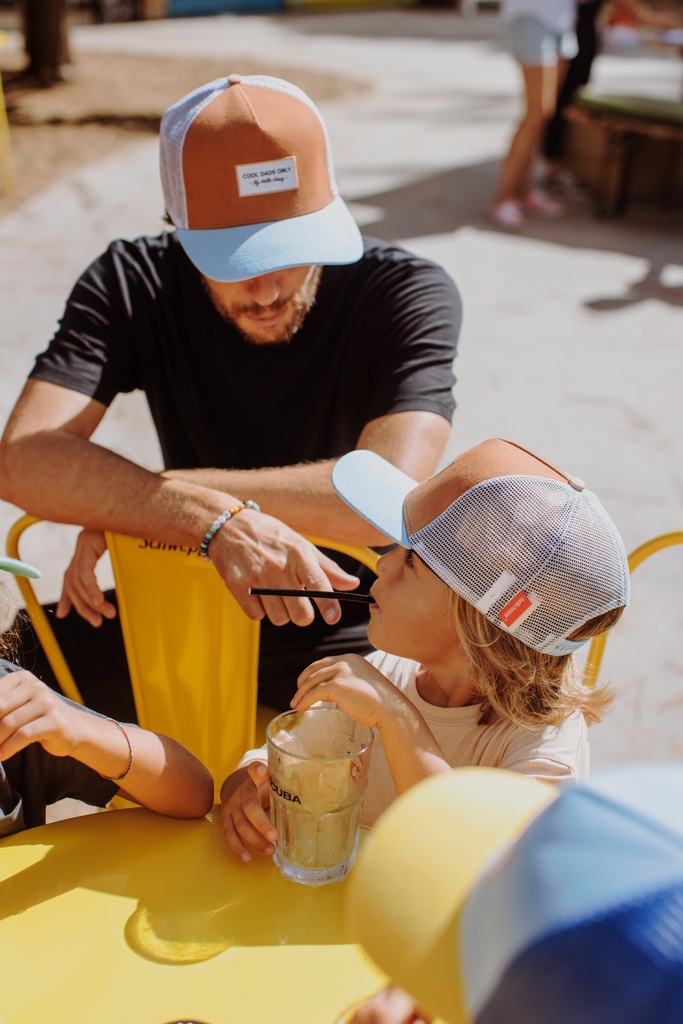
[499,590,533,627]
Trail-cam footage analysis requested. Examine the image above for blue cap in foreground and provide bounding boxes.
[347,763,683,1024]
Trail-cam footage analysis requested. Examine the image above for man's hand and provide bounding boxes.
[292,653,407,731]
[209,509,361,627]
[56,510,362,632]
[0,669,84,760]
[57,528,117,627]
[219,761,277,862]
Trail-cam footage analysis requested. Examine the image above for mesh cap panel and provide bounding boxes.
[160,78,224,230]
[411,476,630,654]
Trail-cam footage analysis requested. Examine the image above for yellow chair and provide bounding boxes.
[582,530,683,688]
[104,529,260,796]
[0,30,15,196]
[5,515,83,703]
[6,514,378,797]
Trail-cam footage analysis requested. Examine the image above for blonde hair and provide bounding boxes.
[449,592,622,728]
[0,585,18,661]
[0,624,16,660]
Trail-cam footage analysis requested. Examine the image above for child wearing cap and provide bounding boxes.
[0,556,214,838]
[220,438,629,861]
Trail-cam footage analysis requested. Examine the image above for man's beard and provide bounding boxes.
[208,267,322,345]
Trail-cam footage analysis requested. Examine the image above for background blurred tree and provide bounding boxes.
[19,0,72,86]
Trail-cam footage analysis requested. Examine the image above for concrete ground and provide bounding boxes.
[0,7,682,771]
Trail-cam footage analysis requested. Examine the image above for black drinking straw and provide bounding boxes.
[249,588,374,604]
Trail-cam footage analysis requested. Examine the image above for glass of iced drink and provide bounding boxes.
[266,707,374,887]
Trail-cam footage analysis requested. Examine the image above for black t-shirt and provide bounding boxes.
[0,660,118,837]
[28,232,462,708]
[30,232,460,469]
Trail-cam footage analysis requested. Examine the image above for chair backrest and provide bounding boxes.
[6,514,379,797]
[582,530,683,688]
[104,531,260,796]
[5,514,83,703]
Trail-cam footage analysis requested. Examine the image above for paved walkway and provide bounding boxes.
[0,8,682,768]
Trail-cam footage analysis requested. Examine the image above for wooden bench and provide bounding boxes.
[566,87,683,216]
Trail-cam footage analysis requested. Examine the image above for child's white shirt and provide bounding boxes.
[239,649,589,827]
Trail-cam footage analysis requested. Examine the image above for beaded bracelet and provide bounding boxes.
[100,718,133,782]
[199,500,260,560]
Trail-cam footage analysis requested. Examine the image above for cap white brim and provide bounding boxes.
[331,450,417,547]
[177,195,363,282]
[0,556,41,579]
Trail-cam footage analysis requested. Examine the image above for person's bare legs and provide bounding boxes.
[495,61,560,201]
[544,57,570,181]
[490,61,561,225]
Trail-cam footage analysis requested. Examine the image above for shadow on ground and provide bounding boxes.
[353,158,683,310]
[281,7,509,46]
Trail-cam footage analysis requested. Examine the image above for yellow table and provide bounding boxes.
[0,807,385,1023]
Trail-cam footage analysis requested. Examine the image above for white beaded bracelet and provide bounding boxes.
[199,500,260,560]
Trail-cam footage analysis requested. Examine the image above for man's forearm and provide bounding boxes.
[0,388,366,625]
[162,461,391,546]
[0,431,239,548]
[160,409,452,546]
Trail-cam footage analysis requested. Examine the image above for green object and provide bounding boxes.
[0,556,41,579]
[576,88,683,126]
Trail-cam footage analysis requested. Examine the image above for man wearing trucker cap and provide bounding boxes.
[0,74,461,720]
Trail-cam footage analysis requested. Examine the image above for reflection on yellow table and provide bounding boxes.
[0,807,385,1024]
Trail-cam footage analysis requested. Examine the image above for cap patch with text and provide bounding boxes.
[160,73,362,282]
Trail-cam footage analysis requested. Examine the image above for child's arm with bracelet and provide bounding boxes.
[292,654,453,795]
[0,669,214,818]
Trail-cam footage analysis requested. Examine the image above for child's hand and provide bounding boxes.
[0,669,83,760]
[294,656,451,798]
[292,654,407,730]
[219,761,278,862]
[346,985,432,1024]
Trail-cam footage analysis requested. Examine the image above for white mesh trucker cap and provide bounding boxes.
[159,74,363,282]
[332,438,630,656]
